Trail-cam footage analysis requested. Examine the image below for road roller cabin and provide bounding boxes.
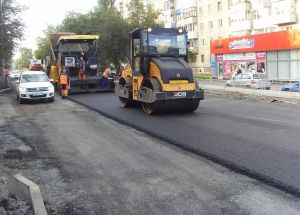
[115,27,204,114]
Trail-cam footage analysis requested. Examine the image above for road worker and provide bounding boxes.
[101,65,111,89]
[59,67,69,98]
[78,56,86,81]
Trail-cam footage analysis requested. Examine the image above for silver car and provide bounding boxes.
[226,72,271,90]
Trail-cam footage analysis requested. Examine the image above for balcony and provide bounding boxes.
[231,20,252,32]
[272,12,297,25]
[188,31,198,40]
[231,2,251,13]
[188,47,198,54]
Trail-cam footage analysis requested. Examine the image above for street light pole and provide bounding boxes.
[0,0,3,74]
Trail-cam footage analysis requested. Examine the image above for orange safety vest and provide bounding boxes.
[103,68,110,78]
[59,74,68,85]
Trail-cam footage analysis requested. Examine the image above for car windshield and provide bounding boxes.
[253,73,266,79]
[21,73,48,83]
[12,70,20,74]
[143,32,187,55]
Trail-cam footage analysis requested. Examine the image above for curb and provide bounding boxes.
[7,174,47,215]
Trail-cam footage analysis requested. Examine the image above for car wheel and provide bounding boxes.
[49,98,55,103]
[226,83,231,87]
[16,93,19,101]
[246,85,252,89]
[19,97,25,104]
[266,87,271,90]
[282,88,290,91]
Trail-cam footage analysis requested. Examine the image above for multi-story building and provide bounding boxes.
[210,0,300,81]
[117,0,300,80]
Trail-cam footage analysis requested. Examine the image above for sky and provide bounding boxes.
[16,0,98,55]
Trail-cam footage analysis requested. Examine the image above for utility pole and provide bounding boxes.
[0,0,3,76]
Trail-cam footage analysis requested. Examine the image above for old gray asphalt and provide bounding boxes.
[69,93,300,196]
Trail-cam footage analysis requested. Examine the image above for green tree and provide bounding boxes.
[0,0,25,69]
[15,47,33,69]
[126,0,163,29]
[34,25,57,60]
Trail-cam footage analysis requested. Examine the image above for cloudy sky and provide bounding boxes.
[17,0,98,52]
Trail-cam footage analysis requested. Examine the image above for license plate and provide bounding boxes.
[34,93,44,96]
[174,92,187,97]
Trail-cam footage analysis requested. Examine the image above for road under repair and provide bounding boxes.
[1,91,300,214]
[69,92,300,196]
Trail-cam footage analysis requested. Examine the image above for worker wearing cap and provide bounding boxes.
[59,67,69,98]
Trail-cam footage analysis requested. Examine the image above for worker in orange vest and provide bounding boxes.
[59,68,69,98]
[101,65,111,89]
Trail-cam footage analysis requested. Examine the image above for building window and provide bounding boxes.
[208,4,212,15]
[228,0,232,9]
[217,1,222,12]
[201,55,205,63]
[199,7,203,17]
[199,23,204,31]
[218,19,222,27]
[209,21,213,29]
[200,38,205,46]
[183,7,197,19]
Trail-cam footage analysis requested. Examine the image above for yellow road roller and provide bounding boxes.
[115,27,204,114]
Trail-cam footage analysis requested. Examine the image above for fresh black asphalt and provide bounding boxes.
[69,93,300,196]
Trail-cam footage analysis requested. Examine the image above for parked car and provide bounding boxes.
[9,70,21,80]
[281,83,300,92]
[16,71,55,104]
[226,72,271,90]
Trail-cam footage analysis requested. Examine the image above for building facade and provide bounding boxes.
[211,30,300,81]
[116,0,300,80]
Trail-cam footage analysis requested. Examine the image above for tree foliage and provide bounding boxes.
[34,25,57,60]
[126,0,163,29]
[15,47,33,69]
[0,0,25,68]
[33,0,163,71]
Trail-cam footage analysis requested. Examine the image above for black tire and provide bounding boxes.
[246,85,252,89]
[16,93,19,101]
[266,87,271,90]
[19,97,25,104]
[119,96,133,107]
[49,97,55,103]
[142,102,157,115]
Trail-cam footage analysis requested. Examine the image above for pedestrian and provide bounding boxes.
[59,68,69,98]
[101,65,111,89]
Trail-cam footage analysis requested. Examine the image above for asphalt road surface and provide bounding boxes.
[1,91,300,214]
[69,93,300,196]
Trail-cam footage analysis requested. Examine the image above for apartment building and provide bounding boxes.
[210,0,300,81]
[116,0,300,80]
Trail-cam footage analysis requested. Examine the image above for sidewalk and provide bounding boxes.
[199,80,300,101]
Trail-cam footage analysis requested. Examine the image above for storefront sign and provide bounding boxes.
[216,55,223,61]
[217,52,265,62]
[256,52,266,61]
[223,53,256,61]
[229,39,255,50]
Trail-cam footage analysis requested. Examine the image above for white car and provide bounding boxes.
[9,70,21,80]
[16,71,55,104]
[226,72,271,90]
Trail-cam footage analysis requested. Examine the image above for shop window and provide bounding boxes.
[278,50,289,60]
[278,61,289,80]
[267,61,278,80]
[267,51,277,61]
[290,61,300,80]
[290,50,298,60]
